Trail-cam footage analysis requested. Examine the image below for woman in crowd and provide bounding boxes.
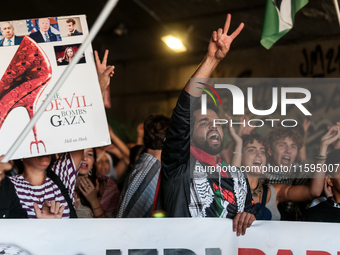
[9,151,83,218]
[0,154,65,219]
[71,49,117,218]
[75,148,120,218]
[228,119,339,220]
[0,49,115,219]
[96,150,117,180]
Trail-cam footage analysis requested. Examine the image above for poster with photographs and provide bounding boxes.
[0,15,110,159]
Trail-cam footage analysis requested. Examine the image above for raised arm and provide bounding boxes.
[299,118,311,161]
[108,125,130,159]
[225,114,243,168]
[136,123,144,145]
[332,122,340,149]
[184,14,244,96]
[276,125,340,203]
[94,49,115,98]
[162,14,244,175]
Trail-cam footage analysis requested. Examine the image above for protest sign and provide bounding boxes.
[0,15,110,159]
[0,218,339,255]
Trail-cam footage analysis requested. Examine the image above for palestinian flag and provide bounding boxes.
[260,0,308,49]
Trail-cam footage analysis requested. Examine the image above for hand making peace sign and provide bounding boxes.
[208,14,244,60]
[94,49,115,95]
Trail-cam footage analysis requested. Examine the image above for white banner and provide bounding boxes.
[0,15,110,159]
[0,219,339,255]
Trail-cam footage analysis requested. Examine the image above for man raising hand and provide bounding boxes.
[159,14,255,236]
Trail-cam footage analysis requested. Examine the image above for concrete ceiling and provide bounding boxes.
[2,0,340,62]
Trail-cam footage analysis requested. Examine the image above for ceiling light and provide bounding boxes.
[161,35,187,53]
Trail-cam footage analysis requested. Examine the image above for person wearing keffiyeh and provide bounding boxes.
[116,115,169,218]
[264,126,310,220]
[158,14,256,236]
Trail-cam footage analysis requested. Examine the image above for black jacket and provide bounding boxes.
[71,29,83,36]
[160,90,254,217]
[29,31,58,43]
[0,177,27,218]
[302,198,340,223]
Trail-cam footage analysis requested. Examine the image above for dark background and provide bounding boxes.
[1,0,340,143]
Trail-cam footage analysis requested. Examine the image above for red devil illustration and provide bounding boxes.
[0,36,52,153]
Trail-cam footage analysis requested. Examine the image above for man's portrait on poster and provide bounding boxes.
[66,18,83,36]
[0,21,23,46]
[29,18,61,43]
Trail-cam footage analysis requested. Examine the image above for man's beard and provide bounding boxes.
[192,136,223,156]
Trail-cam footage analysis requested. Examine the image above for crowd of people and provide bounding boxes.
[1,14,340,237]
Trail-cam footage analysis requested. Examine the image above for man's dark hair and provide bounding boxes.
[190,101,220,135]
[191,101,219,117]
[129,145,146,168]
[66,18,76,25]
[143,114,170,150]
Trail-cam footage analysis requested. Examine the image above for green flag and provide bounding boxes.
[261,0,308,49]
